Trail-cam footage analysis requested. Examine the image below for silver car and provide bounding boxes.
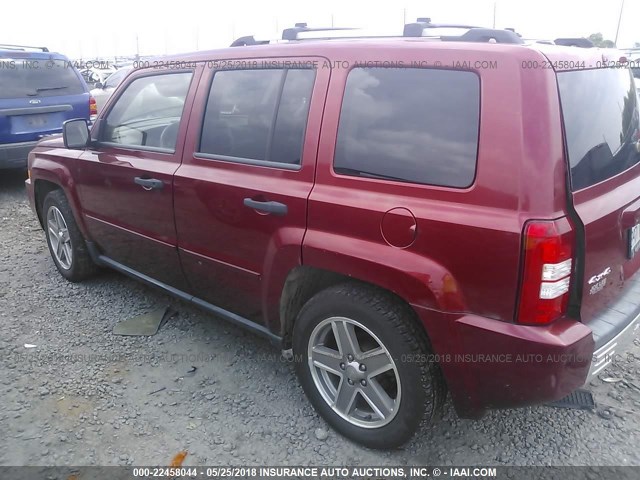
[89,66,132,113]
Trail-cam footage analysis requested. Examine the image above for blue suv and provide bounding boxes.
[0,44,92,169]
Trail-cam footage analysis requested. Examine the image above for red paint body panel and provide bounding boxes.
[305,45,566,321]
[572,166,640,322]
[77,147,188,290]
[27,138,89,236]
[173,57,330,324]
[413,305,594,417]
[24,39,640,419]
[72,67,203,290]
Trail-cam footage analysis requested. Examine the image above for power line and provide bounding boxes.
[615,0,625,46]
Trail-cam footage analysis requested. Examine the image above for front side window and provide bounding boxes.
[199,68,315,165]
[334,68,480,188]
[102,72,193,151]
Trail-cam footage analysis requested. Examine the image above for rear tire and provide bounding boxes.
[43,190,98,282]
[292,283,445,449]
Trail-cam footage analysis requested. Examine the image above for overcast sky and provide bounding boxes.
[2,0,638,59]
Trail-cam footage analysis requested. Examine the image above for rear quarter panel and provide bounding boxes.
[304,43,569,322]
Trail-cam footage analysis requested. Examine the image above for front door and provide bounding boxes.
[76,68,199,290]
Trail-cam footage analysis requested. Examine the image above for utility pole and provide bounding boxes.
[615,0,625,46]
[493,2,497,29]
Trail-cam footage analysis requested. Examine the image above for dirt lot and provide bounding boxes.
[1,169,640,467]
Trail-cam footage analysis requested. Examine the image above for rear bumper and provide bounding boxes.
[0,141,38,169]
[583,276,640,378]
[587,310,640,379]
[413,306,595,418]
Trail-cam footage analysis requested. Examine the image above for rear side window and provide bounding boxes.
[558,68,640,191]
[334,68,480,188]
[0,59,85,99]
[199,68,315,165]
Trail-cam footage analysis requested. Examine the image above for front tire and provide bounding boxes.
[43,190,98,282]
[293,283,445,449]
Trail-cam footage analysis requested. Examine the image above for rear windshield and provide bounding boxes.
[558,68,640,191]
[0,59,85,99]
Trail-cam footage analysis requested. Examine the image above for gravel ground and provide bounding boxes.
[1,169,640,467]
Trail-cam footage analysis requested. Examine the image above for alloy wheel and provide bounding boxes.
[47,206,73,270]
[307,316,401,428]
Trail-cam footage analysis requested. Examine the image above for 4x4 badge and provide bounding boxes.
[29,99,41,104]
[588,267,611,285]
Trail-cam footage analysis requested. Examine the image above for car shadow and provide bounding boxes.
[0,168,28,194]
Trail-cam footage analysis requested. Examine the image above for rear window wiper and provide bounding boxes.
[334,166,407,182]
[26,86,69,96]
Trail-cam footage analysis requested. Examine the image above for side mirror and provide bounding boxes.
[63,119,90,149]
[95,82,104,89]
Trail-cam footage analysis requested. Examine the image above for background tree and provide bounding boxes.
[589,33,616,48]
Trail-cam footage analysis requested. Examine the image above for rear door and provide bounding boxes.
[557,67,640,322]
[174,58,329,325]
[76,67,200,291]
[0,56,89,144]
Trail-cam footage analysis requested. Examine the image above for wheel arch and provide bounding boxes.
[278,265,435,352]
[31,161,89,238]
[34,179,63,229]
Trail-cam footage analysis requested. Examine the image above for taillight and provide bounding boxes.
[89,96,97,121]
[517,218,575,325]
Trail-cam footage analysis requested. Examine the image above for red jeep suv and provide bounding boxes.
[25,25,640,449]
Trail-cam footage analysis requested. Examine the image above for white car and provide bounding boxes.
[89,67,131,113]
[80,67,115,88]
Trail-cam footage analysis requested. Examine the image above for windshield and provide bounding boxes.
[104,68,130,89]
[0,58,85,99]
[558,67,640,191]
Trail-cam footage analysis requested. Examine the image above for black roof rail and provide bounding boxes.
[282,23,358,41]
[231,19,525,48]
[553,38,595,48]
[230,36,270,47]
[444,28,524,44]
[403,17,480,37]
[403,17,523,44]
[505,28,523,37]
[0,43,49,52]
